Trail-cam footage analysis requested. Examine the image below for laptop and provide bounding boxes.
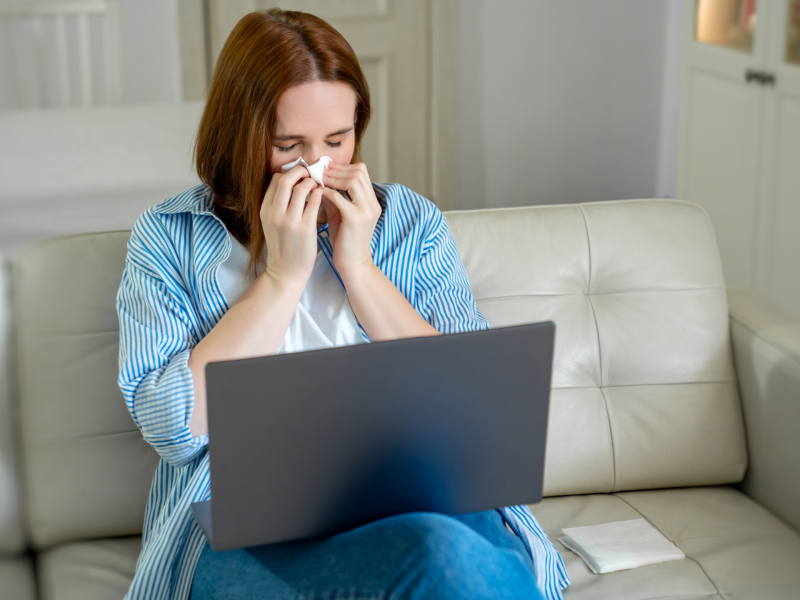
[191,321,555,552]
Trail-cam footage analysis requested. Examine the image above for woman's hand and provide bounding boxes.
[189,168,323,438]
[320,162,381,278]
[260,166,324,288]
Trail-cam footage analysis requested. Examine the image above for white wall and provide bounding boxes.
[458,0,683,210]
[657,0,685,200]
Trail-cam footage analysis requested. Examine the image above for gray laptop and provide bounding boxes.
[191,321,555,552]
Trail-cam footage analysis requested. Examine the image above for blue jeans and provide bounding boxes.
[190,510,545,599]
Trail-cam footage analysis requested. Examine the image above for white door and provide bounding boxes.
[679,0,800,316]
[758,0,800,312]
[207,0,456,206]
[678,0,768,289]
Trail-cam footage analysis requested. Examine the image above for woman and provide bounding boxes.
[117,9,569,600]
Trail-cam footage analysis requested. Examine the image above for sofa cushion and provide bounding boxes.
[445,200,747,495]
[31,490,800,600]
[530,486,800,599]
[36,536,141,600]
[13,233,159,550]
[0,556,36,600]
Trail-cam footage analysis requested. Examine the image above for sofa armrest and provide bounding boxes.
[728,288,800,532]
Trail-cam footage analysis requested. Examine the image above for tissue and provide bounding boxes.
[281,156,332,187]
[558,518,685,574]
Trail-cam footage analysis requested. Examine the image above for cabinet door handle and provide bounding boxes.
[745,69,762,83]
[745,69,777,86]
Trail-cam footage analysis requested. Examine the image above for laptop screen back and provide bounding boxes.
[204,322,554,551]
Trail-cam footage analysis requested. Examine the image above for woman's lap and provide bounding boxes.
[189,510,543,600]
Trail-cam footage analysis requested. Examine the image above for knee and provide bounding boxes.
[387,513,542,599]
[395,512,480,565]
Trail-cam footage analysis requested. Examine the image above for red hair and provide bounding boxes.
[195,9,371,275]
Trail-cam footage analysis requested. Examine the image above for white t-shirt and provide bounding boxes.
[215,232,366,353]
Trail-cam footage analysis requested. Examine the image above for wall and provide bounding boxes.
[458,0,682,210]
[657,0,685,200]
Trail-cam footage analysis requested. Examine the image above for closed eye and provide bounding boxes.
[276,144,297,153]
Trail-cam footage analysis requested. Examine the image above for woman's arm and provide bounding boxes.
[118,258,205,468]
[319,163,440,341]
[187,273,306,437]
[187,168,323,437]
[340,264,440,342]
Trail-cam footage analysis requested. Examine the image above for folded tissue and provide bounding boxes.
[558,518,685,574]
[281,156,332,187]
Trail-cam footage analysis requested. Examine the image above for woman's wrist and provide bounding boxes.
[338,259,379,289]
[256,268,308,301]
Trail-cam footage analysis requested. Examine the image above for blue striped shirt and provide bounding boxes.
[116,182,570,600]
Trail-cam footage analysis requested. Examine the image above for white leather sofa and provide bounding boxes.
[1,198,799,599]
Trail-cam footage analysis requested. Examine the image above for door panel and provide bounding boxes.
[682,68,763,288]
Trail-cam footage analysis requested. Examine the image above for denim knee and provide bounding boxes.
[386,513,542,600]
[398,513,482,555]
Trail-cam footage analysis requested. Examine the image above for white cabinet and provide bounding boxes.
[678,0,800,317]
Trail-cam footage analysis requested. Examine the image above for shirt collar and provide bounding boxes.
[152,183,215,216]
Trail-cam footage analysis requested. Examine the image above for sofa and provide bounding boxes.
[1,198,799,599]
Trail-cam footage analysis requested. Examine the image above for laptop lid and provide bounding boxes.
[199,321,555,551]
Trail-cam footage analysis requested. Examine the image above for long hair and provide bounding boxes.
[195,9,371,275]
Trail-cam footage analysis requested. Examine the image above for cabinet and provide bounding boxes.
[678,0,800,317]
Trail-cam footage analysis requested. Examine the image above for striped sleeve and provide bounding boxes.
[500,505,570,600]
[413,205,489,334]
[116,217,208,468]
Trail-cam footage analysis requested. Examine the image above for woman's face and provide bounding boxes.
[270,81,357,174]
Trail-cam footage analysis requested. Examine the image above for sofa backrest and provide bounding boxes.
[12,199,747,549]
[0,260,26,555]
[446,199,747,496]
[13,232,158,550]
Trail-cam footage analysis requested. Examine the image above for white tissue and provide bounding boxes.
[558,518,685,574]
[280,156,332,187]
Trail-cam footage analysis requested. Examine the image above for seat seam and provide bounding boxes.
[475,286,725,302]
[597,380,736,390]
[598,385,616,491]
[612,494,724,598]
[579,205,615,491]
[550,381,736,389]
[627,594,720,600]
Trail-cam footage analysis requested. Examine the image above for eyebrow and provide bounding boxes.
[273,127,353,142]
